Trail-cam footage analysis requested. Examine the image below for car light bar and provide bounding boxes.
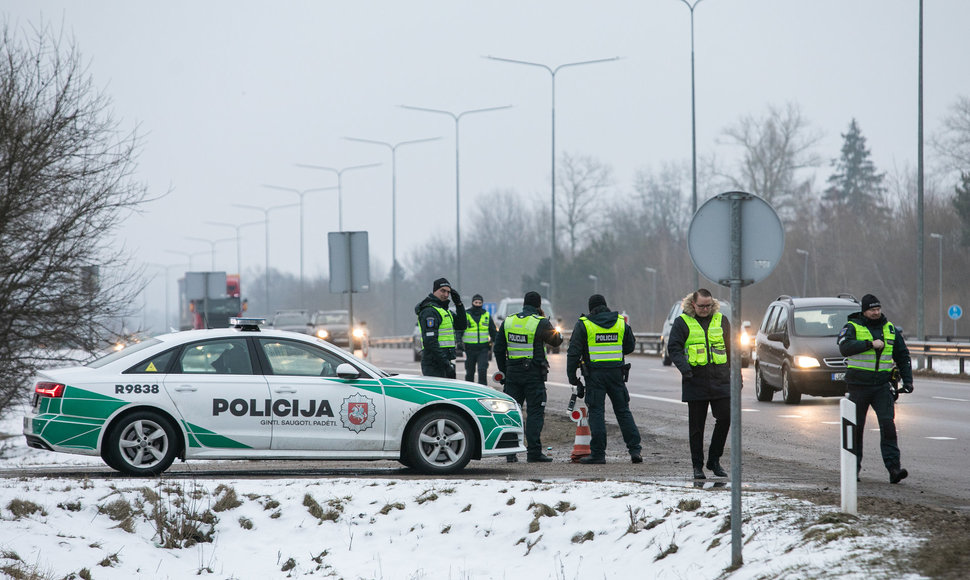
[230,317,266,331]
[35,382,65,398]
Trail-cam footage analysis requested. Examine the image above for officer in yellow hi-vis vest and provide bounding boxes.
[415,278,467,378]
[668,288,732,480]
[463,294,497,385]
[493,291,563,462]
[566,294,642,464]
[838,293,913,484]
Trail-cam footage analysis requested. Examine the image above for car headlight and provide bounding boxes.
[739,330,751,347]
[794,355,820,368]
[479,397,516,414]
[316,329,329,339]
[352,328,365,339]
[555,324,563,334]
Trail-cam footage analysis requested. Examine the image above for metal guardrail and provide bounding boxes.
[370,332,664,355]
[908,339,970,374]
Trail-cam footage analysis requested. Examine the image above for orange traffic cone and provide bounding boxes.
[570,406,591,462]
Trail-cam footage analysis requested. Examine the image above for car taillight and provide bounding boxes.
[35,382,65,398]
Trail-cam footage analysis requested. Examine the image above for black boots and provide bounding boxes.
[889,467,909,484]
[706,460,727,478]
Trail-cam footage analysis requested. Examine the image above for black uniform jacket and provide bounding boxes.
[493,305,563,377]
[415,294,466,368]
[566,306,636,381]
[837,311,913,387]
[668,295,731,402]
[463,306,497,350]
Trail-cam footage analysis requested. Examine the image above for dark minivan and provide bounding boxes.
[754,295,859,404]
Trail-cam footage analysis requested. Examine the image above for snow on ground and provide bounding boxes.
[0,412,926,580]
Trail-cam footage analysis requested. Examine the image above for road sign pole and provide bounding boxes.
[729,194,743,568]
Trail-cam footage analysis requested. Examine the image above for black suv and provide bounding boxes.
[754,295,859,404]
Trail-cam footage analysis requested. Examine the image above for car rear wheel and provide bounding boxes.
[406,409,474,475]
[755,365,774,402]
[781,367,801,405]
[104,410,178,476]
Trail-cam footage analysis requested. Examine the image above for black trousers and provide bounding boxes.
[585,368,642,458]
[421,358,455,379]
[504,372,546,456]
[464,347,490,385]
[687,397,730,468]
[848,382,900,471]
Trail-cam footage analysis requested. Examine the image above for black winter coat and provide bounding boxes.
[668,295,731,402]
[566,306,636,380]
[837,311,913,387]
[415,294,466,368]
[493,305,563,378]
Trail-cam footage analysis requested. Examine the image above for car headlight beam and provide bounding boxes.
[794,355,820,369]
[479,397,516,414]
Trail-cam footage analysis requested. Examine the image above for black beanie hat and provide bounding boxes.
[472,294,483,302]
[433,278,451,292]
[588,294,608,311]
[861,294,881,311]
[524,291,542,308]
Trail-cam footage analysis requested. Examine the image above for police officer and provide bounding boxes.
[838,293,913,484]
[566,294,643,464]
[493,291,563,462]
[667,289,731,479]
[463,294,496,385]
[414,278,466,378]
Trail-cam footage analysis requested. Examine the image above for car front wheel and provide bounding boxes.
[104,411,178,476]
[755,366,774,402]
[781,367,802,405]
[406,409,474,475]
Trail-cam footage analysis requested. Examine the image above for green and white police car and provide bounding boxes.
[24,318,524,476]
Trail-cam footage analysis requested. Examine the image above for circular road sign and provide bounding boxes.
[687,191,785,286]
[949,304,963,320]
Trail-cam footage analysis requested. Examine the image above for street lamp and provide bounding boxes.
[645,267,658,330]
[186,236,235,270]
[485,55,619,307]
[676,0,706,289]
[344,135,441,333]
[164,249,207,271]
[588,274,598,294]
[261,185,339,309]
[401,104,512,290]
[233,202,299,315]
[293,162,381,232]
[795,248,809,296]
[205,220,263,280]
[930,233,943,335]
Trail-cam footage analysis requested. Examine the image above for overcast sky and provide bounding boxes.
[7,1,970,304]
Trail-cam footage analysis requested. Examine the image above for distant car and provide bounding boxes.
[493,297,561,354]
[308,310,365,350]
[754,294,858,404]
[23,318,525,476]
[660,300,750,368]
[271,310,309,334]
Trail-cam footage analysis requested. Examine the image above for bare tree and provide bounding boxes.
[631,162,691,238]
[718,102,822,220]
[0,21,150,412]
[932,95,970,174]
[556,152,613,258]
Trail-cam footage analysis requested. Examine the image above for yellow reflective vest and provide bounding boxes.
[581,315,625,364]
[681,312,727,366]
[846,321,895,373]
[464,311,491,345]
[503,314,542,359]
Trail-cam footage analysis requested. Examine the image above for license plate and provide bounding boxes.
[831,372,845,381]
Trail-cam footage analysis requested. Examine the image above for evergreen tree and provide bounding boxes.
[954,171,970,247]
[824,119,886,213]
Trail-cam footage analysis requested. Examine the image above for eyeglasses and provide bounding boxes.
[694,302,714,309]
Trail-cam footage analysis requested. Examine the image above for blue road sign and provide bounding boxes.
[948,304,963,320]
[484,302,496,316]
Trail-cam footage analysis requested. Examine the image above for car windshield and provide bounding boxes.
[502,299,555,320]
[274,314,306,325]
[793,307,856,337]
[316,312,348,324]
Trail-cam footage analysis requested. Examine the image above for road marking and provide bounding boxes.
[649,369,670,373]
[926,436,957,440]
[742,408,760,412]
[778,414,802,418]
[631,393,685,405]
[932,396,969,402]
[821,421,841,425]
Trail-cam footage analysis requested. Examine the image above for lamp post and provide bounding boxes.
[930,233,943,335]
[588,274,598,294]
[233,202,299,315]
[261,185,339,309]
[204,220,262,280]
[645,267,658,330]
[795,248,809,296]
[344,135,441,333]
[164,249,207,271]
[186,236,236,270]
[293,162,381,232]
[485,55,619,307]
[401,104,511,290]
[676,0,706,289]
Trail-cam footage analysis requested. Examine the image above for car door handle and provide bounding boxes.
[274,387,298,394]
[173,385,197,392]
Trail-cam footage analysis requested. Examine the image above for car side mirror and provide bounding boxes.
[336,363,360,379]
[767,331,786,342]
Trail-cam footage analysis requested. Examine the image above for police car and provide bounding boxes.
[24,318,525,476]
